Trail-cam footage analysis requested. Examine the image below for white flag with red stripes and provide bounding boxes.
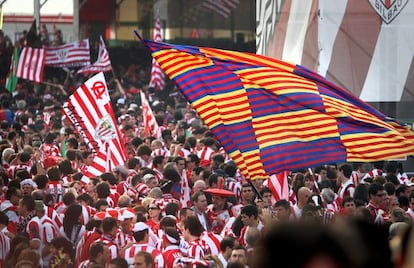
[140,90,160,138]
[62,72,127,178]
[149,14,165,91]
[77,36,112,75]
[15,47,46,83]
[203,0,240,18]
[266,171,290,204]
[256,0,414,102]
[45,39,91,67]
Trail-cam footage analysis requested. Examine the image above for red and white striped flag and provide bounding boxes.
[77,36,112,75]
[140,90,160,138]
[45,39,91,67]
[149,15,165,91]
[62,72,127,178]
[15,47,46,83]
[203,0,240,18]
[266,171,290,204]
[257,0,414,102]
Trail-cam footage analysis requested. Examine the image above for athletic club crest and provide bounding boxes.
[95,115,117,141]
[369,0,409,24]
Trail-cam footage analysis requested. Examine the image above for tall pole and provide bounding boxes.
[73,0,80,41]
[34,0,40,31]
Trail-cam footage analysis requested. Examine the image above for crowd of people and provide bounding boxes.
[1,29,414,268]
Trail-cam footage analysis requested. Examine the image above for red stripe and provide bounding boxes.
[268,0,292,60]
[325,1,381,97]
[301,1,319,70]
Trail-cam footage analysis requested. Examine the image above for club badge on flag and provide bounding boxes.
[62,73,127,177]
[45,39,91,67]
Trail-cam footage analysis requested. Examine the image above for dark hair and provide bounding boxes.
[63,204,83,240]
[110,257,128,268]
[274,199,290,210]
[102,217,118,233]
[339,163,353,178]
[33,174,48,189]
[133,228,149,242]
[383,182,396,196]
[368,183,384,197]
[183,215,205,237]
[96,182,110,198]
[90,241,107,259]
[240,204,258,219]
[220,236,236,252]
[165,202,180,217]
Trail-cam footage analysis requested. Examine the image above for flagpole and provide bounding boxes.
[248,179,263,201]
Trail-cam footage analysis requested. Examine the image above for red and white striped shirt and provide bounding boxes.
[115,228,135,249]
[27,214,59,245]
[122,243,164,268]
[47,181,66,203]
[162,245,183,268]
[200,231,222,255]
[0,228,11,267]
[96,233,119,260]
[186,239,208,259]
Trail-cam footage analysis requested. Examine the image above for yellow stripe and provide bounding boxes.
[155,50,213,77]
[347,146,414,160]
[257,128,339,148]
[253,110,335,126]
[199,48,296,72]
[323,96,392,129]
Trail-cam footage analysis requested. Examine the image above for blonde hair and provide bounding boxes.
[141,197,155,209]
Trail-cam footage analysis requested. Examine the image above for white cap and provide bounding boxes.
[133,222,149,232]
[143,174,156,184]
[20,179,38,189]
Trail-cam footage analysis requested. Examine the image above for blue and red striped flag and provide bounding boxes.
[136,33,414,180]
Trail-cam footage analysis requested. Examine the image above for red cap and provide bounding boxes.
[43,157,58,170]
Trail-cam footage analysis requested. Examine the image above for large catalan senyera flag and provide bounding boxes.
[62,73,127,177]
[45,39,91,67]
[149,15,165,91]
[136,33,414,181]
[77,36,112,75]
[140,90,160,138]
[15,47,46,83]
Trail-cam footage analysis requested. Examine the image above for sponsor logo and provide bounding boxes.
[369,0,409,24]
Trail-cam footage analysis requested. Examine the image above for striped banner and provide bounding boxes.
[62,73,127,178]
[77,36,112,75]
[15,47,45,83]
[149,14,165,91]
[203,0,240,18]
[140,91,159,138]
[266,171,290,203]
[257,0,414,102]
[45,39,91,67]
[138,34,414,180]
